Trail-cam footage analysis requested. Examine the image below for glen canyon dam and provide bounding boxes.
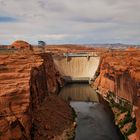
[0,0,140,140]
[53,53,100,82]
[0,41,140,140]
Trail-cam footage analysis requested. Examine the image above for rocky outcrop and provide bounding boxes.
[0,51,72,139]
[9,40,32,50]
[31,95,74,140]
[30,53,64,109]
[30,53,74,139]
[0,51,42,139]
[93,49,140,139]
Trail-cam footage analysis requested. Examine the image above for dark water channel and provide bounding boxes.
[59,83,123,140]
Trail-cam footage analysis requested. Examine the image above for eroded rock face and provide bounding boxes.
[93,49,140,139]
[0,51,71,140]
[30,53,64,108]
[0,51,42,139]
[9,40,32,50]
[29,53,74,139]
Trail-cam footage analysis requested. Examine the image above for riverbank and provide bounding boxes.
[59,83,123,140]
[97,91,137,140]
[93,49,140,139]
[31,95,75,140]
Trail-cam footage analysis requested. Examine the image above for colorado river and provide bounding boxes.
[59,83,123,140]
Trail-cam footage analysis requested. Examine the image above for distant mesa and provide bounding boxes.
[126,47,137,51]
[9,40,32,50]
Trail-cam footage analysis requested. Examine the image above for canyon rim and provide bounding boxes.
[0,0,140,139]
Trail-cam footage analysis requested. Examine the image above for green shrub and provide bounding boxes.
[106,91,137,139]
[95,71,100,77]
[123,134,128,140]
[118,111,132,128]
[126,118,137,136]
[71,107,77,121]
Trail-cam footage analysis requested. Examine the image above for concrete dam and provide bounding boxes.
[53,52,100,82]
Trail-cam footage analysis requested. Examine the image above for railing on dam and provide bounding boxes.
[63,52,98,57]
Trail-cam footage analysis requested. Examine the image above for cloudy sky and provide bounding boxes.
[0,0,140,45]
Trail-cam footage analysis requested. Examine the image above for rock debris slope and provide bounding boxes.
[0,51,73,140]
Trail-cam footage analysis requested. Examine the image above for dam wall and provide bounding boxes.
[53,55,100,81]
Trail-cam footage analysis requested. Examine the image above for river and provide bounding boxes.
[59,83,123,140]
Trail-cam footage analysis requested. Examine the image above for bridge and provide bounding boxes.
[53,52,100,83]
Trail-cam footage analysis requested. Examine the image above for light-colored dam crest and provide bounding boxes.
[53,53,100,82]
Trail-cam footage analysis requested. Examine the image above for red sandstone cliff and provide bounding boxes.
[93,49,140,139]
[9,40,32,50]
[30,53,73,139]
[0,51,73,140]
[0,51,42,139]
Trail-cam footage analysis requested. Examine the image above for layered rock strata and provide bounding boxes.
[0,51,73,140]
[93,49,140,139]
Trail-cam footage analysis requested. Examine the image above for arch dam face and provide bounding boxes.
[53,52,100,82]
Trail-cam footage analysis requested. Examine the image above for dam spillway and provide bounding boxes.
[53,52,100,82]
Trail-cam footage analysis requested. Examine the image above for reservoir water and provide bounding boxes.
[59,83,123,140]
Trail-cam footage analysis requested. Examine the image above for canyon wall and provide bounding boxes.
[30,53,74,140]
[0,51,42,139]
[93,49,140,139]
[0,51,73,139]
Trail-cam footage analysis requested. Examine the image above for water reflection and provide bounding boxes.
[59,83,122,140]
[59,83,99,102]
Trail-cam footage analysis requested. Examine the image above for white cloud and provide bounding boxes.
[0,0,140,44]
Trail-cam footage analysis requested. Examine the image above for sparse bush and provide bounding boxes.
[95,71,100,77]
[118,111,132,128]
[106,91,136,139]
[126,118,137,136]
[71,107,77,121]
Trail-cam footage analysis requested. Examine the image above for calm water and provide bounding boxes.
[59,83,122,140]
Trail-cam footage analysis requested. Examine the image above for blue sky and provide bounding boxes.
[0,16,16,22]
[0,0,140,45]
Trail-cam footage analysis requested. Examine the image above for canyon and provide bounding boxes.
[0,41,140,140]
[93,48,140,139]
[0,50,74,139]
